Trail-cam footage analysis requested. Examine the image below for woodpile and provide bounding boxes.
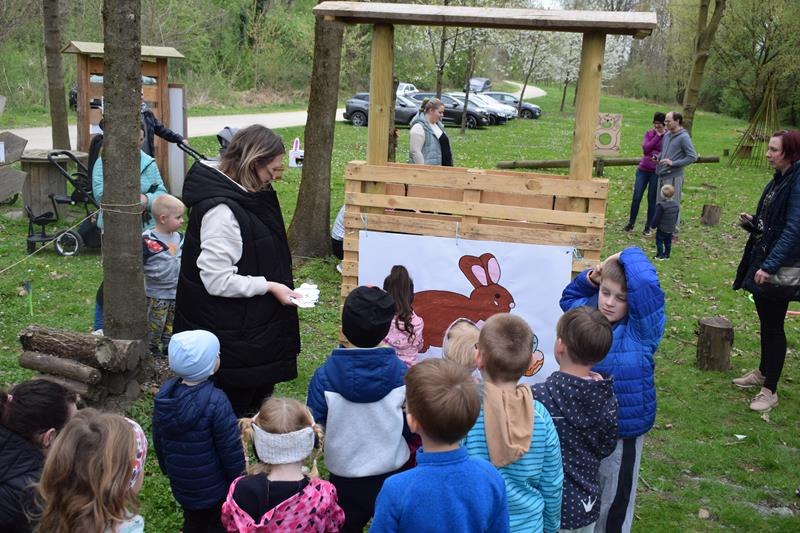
[18,325,152,405]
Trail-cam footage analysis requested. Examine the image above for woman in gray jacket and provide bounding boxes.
[408,98,452,166]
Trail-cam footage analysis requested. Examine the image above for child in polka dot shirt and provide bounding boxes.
[532,307,618,533]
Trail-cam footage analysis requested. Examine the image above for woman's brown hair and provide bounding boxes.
[218,125,285,192]
[239,397,323,476]
[35,409,138,533]
[0,379,77,448]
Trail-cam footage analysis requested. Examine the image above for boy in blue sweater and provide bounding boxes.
[371,358,509,533]
[532,307,618,532]
[153,330,245,533]
[464,313,563,533]
[307,286,409,533]
[560,247,665,533]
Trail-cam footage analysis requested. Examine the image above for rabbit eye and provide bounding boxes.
[495,293,501,299]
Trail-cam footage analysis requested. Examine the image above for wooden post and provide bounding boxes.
[696,317,733,371]
[569,32,606,186]
[700,204,722,226]
[568,32,605,262]
[366,24,393,166]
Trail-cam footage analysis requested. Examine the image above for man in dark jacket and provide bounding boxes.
[140,89,185,157]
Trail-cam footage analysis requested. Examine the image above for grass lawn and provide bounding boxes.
[1,86,798,531]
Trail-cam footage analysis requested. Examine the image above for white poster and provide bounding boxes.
[358,232,573,384]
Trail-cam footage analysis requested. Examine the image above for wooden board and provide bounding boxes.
[0,132,28,165]
[340,162,608,299]
[0,167,26,203]
[314,2,657,36]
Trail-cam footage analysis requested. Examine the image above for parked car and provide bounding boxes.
[408,92,490,129]
[448,92,516,125]
[482,91,542,119]
[343,93,421,127]
[396,82,418,97]
[468,77,492,92]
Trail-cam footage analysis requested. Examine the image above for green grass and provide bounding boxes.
[1,86,798,530]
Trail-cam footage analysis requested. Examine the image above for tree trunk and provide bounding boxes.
[682,0,726,135]
[460,44,476,135]
[435,26,447,97]
[696,317,733,371]
[42,0,70,150]
[560,77,570,112]
[102,0,147,340]
[287,8,343,258]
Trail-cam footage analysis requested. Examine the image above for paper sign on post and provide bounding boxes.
[289,137,304,168]
[0,142,5,164]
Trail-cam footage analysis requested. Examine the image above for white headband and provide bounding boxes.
[251,422,314,465]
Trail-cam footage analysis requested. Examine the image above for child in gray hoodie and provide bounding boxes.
[143,194,184,356]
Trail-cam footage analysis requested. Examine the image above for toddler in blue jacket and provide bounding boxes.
[371,358,509,533]
[153,330,245,533]
[559,247,665,533]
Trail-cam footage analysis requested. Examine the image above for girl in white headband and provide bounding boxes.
[221,397,344,532]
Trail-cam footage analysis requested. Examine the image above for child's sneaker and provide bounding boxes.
[643,228,653,236]
[653,255,665,261]
[623,223,634,232]
[732,368,765,389]
[749,388,777,412]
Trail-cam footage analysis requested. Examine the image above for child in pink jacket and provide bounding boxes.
[382,265,425,367]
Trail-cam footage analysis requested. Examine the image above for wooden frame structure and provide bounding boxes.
[313,2,657,297]
[62,41,184,181]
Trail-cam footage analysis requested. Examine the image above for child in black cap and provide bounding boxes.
[307,286,411,533]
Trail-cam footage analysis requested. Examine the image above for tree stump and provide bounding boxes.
[700,204,722,226]
[696,317,733,371]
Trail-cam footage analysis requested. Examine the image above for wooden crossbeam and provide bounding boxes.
[314,2,657,37]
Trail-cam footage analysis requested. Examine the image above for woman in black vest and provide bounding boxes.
[733,129,800,413]
[174,125,301,416]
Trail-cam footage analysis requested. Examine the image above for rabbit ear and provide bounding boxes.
[480,253,501,284]
[459,255,486,288]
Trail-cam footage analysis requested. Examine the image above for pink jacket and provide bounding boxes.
[383,312,425,367]
[221,476,345,532]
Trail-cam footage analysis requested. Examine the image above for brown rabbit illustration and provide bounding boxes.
[414,253,515,352]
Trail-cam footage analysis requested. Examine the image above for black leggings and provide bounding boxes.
[754,295,790,393]
[222,383,275,418]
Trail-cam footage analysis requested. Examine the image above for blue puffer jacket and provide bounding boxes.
[152,378,245,509]
[560,247,665,438]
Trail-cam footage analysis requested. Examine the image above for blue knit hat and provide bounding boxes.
[168,330,220,382]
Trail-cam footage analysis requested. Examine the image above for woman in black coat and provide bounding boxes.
[174,125,301,417]
[733,130,800,412]
[0,380,77,532]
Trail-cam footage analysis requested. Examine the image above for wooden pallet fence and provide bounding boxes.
[341,162,608,298]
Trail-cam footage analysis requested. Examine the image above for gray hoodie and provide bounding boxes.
[142,229,182,299]
[656,128,697,179]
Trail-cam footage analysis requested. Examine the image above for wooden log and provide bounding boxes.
[96,338,146,373]
[19,325,99,365]
[19,351,102,385]
[496,155,721,170]
[696,317,733,371]
[700,204,722,226]
[35,374,101,402]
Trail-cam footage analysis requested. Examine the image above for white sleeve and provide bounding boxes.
[197,204,269,298]
[409,124,425,164]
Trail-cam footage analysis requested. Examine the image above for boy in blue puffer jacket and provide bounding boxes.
[153,330,245,533]
[560,247,665,533]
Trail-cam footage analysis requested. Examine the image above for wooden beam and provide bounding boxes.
[313,2,657,37]
[570,32,606,185]
[366,24,393,166]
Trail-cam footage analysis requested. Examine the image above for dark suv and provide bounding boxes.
[408,92,490,129]
[343,93,420,127]
[482,92,542,119]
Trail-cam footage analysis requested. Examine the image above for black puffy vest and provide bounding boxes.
[174,162,300,389]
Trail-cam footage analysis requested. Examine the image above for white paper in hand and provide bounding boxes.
[289,283,320,308]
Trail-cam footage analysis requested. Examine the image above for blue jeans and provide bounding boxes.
[656,230,673,258]
[628,169,658,228]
